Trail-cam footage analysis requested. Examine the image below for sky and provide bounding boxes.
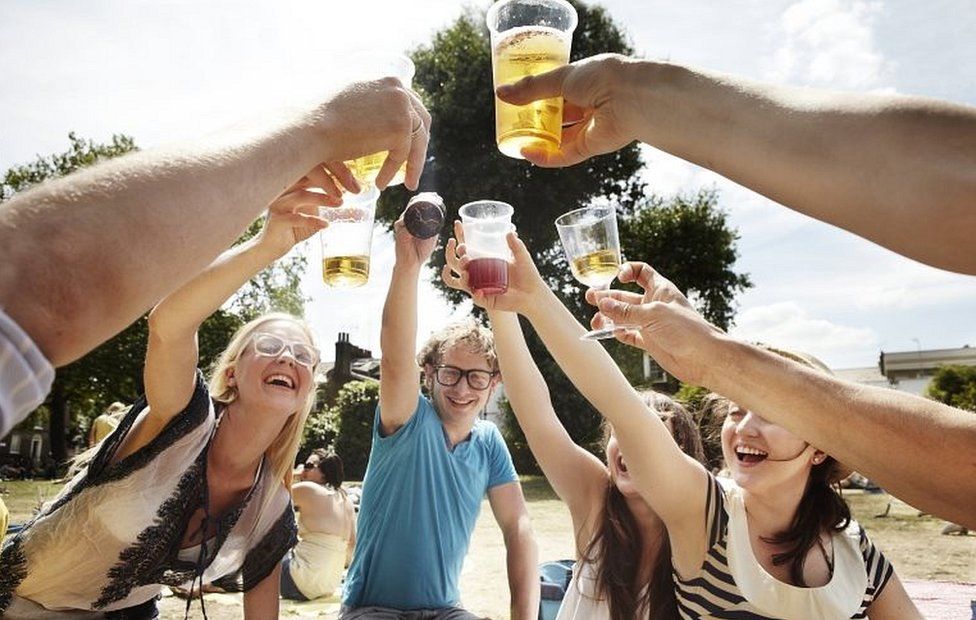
[2,0,974,369]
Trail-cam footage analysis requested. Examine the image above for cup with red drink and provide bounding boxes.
[458,200,515,295]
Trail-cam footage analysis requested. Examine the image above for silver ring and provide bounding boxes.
[410,115,425,138]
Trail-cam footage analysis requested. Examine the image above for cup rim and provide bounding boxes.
[485,0,579,35]
[554,205,615,229]
[459,200,515,222]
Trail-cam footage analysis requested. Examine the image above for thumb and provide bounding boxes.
[496,64,572,105]
[597,297,648,327]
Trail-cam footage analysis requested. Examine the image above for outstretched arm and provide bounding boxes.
[498,55,976,274]
[0,77,431,368]
[591,261,976,529]
[488,482,539,620]
[378,212,438,436]
[442,228,609,546]
[114,182,327,461]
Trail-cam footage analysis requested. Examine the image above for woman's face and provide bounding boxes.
[720,402,824,494]
[606,419,674,498]
[297,453,325,484]
[230,320,317,418]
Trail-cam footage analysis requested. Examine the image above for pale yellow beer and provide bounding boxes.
[322,255,370,288]
[570,249,620,288]
[345,152,407,188]
[492,26,571,159]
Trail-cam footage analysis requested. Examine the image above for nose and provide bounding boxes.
[735,411,762,436]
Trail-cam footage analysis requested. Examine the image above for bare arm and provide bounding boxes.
[592,261,976,529]
[116,187,326,461]
[487,310,608,549]
[378,217,437,435]
[865,573,923,619]
[243,563,281,620]
[499,55,976,275]
[0,77,431,368]
[488,482,539,620]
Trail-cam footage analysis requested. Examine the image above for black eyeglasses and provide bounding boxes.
[434,365,497,391]
[303,461,316,470]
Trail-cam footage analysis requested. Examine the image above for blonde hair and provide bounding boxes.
[208,312,319,491]
[416,319,498,372]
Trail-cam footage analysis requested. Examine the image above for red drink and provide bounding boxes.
[468,257,509,295]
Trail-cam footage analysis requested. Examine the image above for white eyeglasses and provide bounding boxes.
[251,333,319,368]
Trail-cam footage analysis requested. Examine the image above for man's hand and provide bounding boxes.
[316,77,431,190]
[392,212,438,271]
[586,261,726,386]
[495,53,643,167]
[441,222,548,314]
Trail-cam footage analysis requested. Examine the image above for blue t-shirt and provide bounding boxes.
[342,394,519,610]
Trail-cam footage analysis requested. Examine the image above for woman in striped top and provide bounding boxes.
[447,236,920,619]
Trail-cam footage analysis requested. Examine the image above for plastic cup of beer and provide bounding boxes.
[319,187,381,288]
[341,54,416,188]
[458,200,515,295]
[486,0,578,159]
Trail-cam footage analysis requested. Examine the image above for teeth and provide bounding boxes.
[736,444,768,456]
[265,374,294,388]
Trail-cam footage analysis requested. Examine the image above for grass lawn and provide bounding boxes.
[3,477,974,619]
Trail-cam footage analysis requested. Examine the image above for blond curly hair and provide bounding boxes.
[416,319,498,372]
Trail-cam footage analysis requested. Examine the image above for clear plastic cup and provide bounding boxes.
[486,0,578,159]
[319,187,381,288]
[459,200,515,295]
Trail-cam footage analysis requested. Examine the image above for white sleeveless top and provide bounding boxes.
[287,519,348,599]
[674,476,893,619]
[556,559,613,620]
[0,373,298,617]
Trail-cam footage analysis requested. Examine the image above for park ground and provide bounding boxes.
[3,477,974,619]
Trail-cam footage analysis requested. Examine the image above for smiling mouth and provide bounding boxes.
[446,396,476,408]
[735,444,768,464]
[264,374,295,390]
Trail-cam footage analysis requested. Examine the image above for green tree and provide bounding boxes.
[375,3,751,471]
[927,365,976,412]
[331,381,380,480]
[1,134,307,468]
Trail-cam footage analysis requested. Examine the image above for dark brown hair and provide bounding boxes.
[311,448,345,492]
[581,392,706,620]
[705,345,851,586]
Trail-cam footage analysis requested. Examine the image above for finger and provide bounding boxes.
[279,212,329,231]
[441,263,464,291]
[453,220,466,245]
[521,120,591,167]
[444,238,461,270]
[506,231,531,262]
[273,188,341,213]
[562,102,585,126]
[496,64,572,106]
[455,243,467,259]
[324,161,360,194]
[403,97,430,191]
[597,297,654,328]
[305,165,343,201]
[616,261,661,290]
[585,287,643,307]
[613,326,645,349]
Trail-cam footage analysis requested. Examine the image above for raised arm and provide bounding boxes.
[591,261,976,529]
[498,55,976,275]
[116,182,327,460]
[443,231,709,560]
[0,77,431,369]
[378,214,438,435]
[488,482,539,620]
[442,226,609,542]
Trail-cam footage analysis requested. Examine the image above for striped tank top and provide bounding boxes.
[674,475,893,619]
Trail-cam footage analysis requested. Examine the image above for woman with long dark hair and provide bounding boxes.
[444,231,921,619]
[443,226,704,620]
[280,449,356,601]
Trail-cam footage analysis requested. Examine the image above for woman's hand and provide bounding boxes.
[442,221,547,314]
[255,164,341,258]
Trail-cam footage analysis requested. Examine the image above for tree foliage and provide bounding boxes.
[368,2,751,470]
[926,364,976,412]
[330,381,380,480]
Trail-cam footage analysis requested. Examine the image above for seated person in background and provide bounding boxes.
[88,401,129,447]
[280,449,356,601]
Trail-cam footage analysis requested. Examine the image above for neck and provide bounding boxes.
[741,477,807,536]
[211,400,288,479]
[440,414,476,448]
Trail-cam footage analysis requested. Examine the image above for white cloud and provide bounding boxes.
[763,0,891,89]
[730,301,878,366]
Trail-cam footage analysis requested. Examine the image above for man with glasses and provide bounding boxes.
[340,216,539,620]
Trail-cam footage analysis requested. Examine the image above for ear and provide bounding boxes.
[225,367,236,386]
[423,364,434,389]
[811,449,826,465]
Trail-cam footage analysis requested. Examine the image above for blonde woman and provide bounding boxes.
[0,171,335,618]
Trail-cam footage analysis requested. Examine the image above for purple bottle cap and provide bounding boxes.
[404,192,446,240]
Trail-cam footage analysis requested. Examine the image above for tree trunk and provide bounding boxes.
[49,378,69,465]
